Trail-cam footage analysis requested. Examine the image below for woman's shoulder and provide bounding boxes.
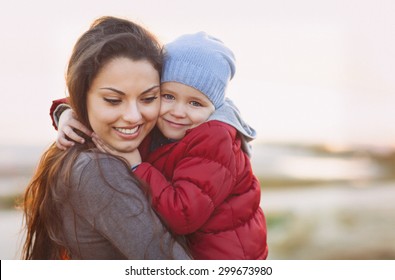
[69,151,142,206]
[71,150,134,186]
[73,150,127,172]
[61,150,147,227]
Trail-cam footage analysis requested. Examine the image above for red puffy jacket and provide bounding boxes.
[136,121,268,260]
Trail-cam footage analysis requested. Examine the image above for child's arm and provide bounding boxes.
[50,98,69,129]
[135,123,237,235]
[50,98,92,150]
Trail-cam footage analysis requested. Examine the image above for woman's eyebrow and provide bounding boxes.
[141,85,160,95]
[100,87,125,95]
[100,85,160,95]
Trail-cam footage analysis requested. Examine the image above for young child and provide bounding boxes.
[51,32,268,260]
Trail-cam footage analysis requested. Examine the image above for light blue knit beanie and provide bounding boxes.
[161,32,236,109]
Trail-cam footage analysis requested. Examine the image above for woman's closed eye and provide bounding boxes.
[103,97,121,105]
[141,96,159,103]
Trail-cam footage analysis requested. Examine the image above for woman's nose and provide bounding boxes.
[123,102,142,123]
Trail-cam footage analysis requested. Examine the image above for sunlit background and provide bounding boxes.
[1,0,394,259]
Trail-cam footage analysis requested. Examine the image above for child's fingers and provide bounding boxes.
[63,126,85,143]
[56,132,75,150]
[69,119,93,137]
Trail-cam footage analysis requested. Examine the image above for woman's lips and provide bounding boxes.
[113,125,141,139]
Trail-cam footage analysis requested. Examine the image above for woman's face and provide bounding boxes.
[87,57,160,154]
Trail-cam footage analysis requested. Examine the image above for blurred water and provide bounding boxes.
[0,144,45,197]
[250,143,383,181]
[0,145,46,167]
[0,176,30,198]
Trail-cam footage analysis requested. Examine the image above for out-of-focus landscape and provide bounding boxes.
[254,142,395,259]
[1,0,395,260]
[1,141,395,259]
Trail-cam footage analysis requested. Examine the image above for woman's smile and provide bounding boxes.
[113,125,141,139]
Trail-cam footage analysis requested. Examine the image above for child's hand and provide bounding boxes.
[57,109,93,150]
[92,133,142,168]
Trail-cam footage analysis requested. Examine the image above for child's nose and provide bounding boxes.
[170,102,187,118]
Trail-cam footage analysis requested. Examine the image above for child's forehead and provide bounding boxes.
[161,82,211,101]
[161,82,202,95]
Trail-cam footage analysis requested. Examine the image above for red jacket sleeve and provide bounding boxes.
[134,123,237,235]
[50,97,69,130]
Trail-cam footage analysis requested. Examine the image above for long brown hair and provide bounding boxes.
[22,16,165,259]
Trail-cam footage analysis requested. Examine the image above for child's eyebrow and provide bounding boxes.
[100,85,160,96]
[160,87,176,94]
[189,95,211,104]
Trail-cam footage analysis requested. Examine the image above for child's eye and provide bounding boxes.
[162,94,175,100]
[190,101,202,107]
[103,98,121,105]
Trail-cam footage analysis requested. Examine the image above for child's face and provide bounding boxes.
[157,82,215,140]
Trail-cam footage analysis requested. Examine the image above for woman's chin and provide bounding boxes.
[114,144,138,154]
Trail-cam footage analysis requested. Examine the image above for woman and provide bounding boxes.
[22,16,190,260]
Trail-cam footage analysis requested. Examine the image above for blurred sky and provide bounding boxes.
[0,0,394,148]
